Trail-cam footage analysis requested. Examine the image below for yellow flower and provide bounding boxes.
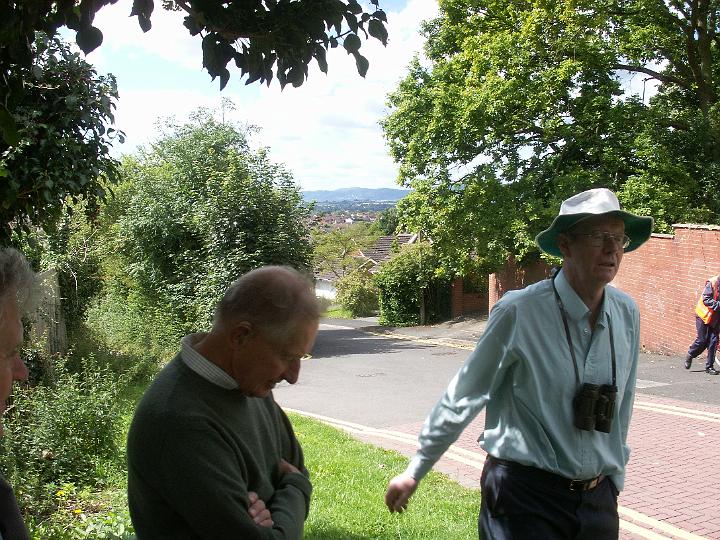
[56,490,66,497]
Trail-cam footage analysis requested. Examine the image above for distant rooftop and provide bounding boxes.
[359,233,417,265]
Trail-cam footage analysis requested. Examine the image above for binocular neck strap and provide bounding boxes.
[552,273,617,387]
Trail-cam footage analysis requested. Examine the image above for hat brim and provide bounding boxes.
[535,210,654,257]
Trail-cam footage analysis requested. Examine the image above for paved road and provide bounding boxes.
[274,319,720,540]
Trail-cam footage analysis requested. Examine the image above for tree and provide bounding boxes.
[312,222,378,279]
[91,109,313,353]
[371,206,400,235]
[335,269,378,317]
[1,2,389,241]
[0,34,122,243]
[374,241,451,326]
[1,1,389,139]
[383,0,720,274]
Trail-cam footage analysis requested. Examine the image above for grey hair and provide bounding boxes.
[214,265,319,344]
[0,247,36,321]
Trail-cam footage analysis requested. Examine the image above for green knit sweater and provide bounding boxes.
[127,355,311,539]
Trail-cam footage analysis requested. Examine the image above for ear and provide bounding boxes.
[228,321,253,350]
[557,232,572,259]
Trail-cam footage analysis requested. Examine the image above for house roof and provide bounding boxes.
[358,233,417,265]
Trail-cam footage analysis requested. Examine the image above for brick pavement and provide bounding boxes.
[316,390,720,540]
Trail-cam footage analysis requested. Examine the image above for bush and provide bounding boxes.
[0,353,130,519]
[374,242,451,326]
[335,270,378,317]
[28,501,135,540]
[85,286,183,361]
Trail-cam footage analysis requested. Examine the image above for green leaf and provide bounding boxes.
[183,15,202,36]
[76,26,103,53]
[138,15,152,32]
[347,0,362,15]
[353,52,369,77]
[368,19,388,46]
[314,46,328,73]
[0,106,20,146]
[343,34,361,54]
[343,13,359,33]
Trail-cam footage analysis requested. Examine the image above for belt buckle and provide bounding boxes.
[569,476,600,491]
[568,479,585,492]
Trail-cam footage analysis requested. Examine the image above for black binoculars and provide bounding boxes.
[573,383,617,433]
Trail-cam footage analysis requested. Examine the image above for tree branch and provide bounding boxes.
[613,63,690,88]
[668,0,691,21]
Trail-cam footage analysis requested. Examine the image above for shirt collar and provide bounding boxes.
[555,268,609,327]
[180,333,239,390]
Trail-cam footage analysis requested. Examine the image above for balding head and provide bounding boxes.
[214,266,319,346]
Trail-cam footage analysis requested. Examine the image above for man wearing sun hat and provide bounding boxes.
[385,188,653,539]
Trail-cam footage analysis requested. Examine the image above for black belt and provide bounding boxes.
[487,456,605,492]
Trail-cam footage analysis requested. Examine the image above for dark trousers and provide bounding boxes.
[687,316,719,370]
[479,457,619,540]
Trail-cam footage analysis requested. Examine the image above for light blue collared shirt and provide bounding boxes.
[407,269,639,490]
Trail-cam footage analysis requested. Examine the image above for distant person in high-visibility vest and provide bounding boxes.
[684,276,720,375]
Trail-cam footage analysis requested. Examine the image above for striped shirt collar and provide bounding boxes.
[180,333,238,390]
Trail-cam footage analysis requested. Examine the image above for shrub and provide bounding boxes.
[374,242,452,327]
[335,270,378,317]
[28,503,135,540]
[0,353,129,519]
[83,110,314,356]
[315,296,333,314]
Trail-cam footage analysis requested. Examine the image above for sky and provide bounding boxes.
[80,0,439,192]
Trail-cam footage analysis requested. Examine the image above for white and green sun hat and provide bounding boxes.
[535,188,654,257]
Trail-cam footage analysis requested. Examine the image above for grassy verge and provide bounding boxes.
[291,413,479,539]
[323,306,354,319]
[17,373,478,539]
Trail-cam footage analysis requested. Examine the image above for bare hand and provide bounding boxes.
[247,491,273,528]
[278,458,300,475]
[385,473,419,513]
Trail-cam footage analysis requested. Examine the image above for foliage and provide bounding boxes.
[0,354,128,519]
[291,413,480,539]
[383,0,720,273]
[312,222,379,279]
[17,202,105,344]
[370,206,400,235]
[26,479,135,540]
[374,242,451,327]
[335,269,378,317]
[0,0,389,145]
[0,34,122,243]
[88,108,313,355]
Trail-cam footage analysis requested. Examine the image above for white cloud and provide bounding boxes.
[87,0,438,191]
[91,5,202,71]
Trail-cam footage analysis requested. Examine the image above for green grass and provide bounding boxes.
[23,380,478,539]
[324,306,354,319]
[291,413,480,539]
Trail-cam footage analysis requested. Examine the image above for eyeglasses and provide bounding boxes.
[280,353,313,363]
[570,231,631,249]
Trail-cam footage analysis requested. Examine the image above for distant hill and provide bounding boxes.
[302,187,411,202]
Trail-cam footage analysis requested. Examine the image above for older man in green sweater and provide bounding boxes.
[127,266,319,540]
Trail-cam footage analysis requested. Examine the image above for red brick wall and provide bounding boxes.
[613,225,720,355]
[489,256,551,308]
[487,225,720,356]
[451,279,489,318]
